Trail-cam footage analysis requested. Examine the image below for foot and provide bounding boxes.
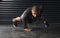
[24,28,31,32]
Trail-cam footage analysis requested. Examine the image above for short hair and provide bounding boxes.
[31,5,40,12]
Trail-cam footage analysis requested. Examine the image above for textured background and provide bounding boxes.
[0,0,60,38]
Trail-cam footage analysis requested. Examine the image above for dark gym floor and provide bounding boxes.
[0,23,60,38]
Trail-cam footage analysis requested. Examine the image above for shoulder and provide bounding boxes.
[24,7,31,12]
[23,7,31,14]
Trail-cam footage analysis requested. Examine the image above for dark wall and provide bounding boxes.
[0,0,60,24]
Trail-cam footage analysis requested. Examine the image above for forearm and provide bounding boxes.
[23,18,28,28]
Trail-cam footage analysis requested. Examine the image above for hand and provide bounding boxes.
[24,28,31,32]
[12,17,21,22]
[12,18,16,22]
[15,17,20,20]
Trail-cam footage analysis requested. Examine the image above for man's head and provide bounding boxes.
[31,5,40,17]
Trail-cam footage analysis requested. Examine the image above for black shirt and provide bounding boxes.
[20,8,48,28]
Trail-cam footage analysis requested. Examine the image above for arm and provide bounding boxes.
[40,16,49,28]
[12,8,30,22]
[20,8,30,21]
[20,8,30,28]
[23,18,28,28]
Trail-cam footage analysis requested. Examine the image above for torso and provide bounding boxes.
[26,13,42,23]
[25,8,43,23]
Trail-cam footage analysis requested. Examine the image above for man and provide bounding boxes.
[12,5,49,32]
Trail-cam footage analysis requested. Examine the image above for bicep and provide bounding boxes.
[20,8,29,20]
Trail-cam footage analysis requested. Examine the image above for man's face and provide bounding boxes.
[31,7,38,17]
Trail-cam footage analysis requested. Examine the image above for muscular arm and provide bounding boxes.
[20,8,30,28]
[20,8,30,21]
